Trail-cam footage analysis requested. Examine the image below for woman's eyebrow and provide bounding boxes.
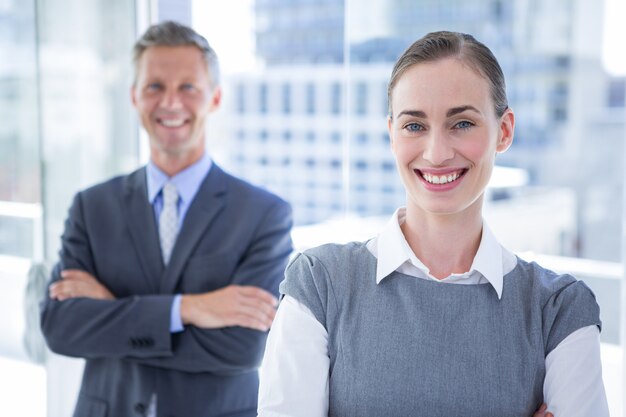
[396,109,427,118]
[396,106,482,119]
[446,105,481,117]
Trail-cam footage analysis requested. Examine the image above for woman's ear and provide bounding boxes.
[496,108,515,153]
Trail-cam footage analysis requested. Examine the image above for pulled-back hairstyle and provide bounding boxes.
[387,31,507,117]
[132,20,220,86]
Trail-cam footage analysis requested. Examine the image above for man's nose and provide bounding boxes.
[159,89,183,109]
[422,131,454,165]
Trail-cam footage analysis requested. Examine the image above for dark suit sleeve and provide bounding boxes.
[128,198,293,374]
[40,192,175,359]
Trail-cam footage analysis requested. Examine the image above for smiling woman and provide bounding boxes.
[257,31,609,417]
[388,58,513,224]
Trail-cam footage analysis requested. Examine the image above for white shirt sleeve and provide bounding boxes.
[544,325,609,417]
[257,295,329,417]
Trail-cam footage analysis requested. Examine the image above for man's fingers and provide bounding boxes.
[184,286,279,330]
[235,304,275,329]
[237,286,278,306]
[235,286,278,329]
[234,313,272,332]
[61,269,94,282]
[61,269,82,278]
[532,403,553,417]
[49,283,61,299]
[50,282,75,300]
[240,295,277,319]
[50,278,111,300]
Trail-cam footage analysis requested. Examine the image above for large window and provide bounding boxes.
[195,0,625,414]
[0,0,137,415]
[0,0,624,415]
[0,0,40,259]
[0,4,44,414]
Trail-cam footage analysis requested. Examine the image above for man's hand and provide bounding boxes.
[533,403,554,417]
[49,269,116,301]
[181,285,278,332]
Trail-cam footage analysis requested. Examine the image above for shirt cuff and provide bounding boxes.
[170,294,184,333]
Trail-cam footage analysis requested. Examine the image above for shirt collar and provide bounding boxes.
[374,207,504,299]
[146,152,212,204]
[375,208,421,282]
[471,222,504,299]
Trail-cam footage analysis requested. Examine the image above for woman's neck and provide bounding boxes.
[401,203,483,280]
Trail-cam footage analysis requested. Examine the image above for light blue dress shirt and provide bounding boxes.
[146,153,213,333]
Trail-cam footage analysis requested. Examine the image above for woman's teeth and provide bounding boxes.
[422,171,462,185]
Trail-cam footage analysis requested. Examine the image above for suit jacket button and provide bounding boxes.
[134,402,146,414]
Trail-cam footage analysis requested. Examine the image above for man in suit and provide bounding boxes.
[40,21,293,417]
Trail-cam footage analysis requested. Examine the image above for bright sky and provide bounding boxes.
[193,0,626,77]
[192,0,257,74]
[603,0,626,75]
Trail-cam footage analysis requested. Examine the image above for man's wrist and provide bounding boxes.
[170,294,184,333]
[179,294,195,326]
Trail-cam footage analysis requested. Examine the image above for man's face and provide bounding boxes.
[131,45,221,162]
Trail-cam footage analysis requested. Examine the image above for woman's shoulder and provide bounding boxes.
[511,256,599,309]
[282,241,373,293]
[284,241,373,285]
[280,241,372,327]
[512,256,579,294]
[514,256,601,353]
[298,241,372,266]
[512,256,600,346]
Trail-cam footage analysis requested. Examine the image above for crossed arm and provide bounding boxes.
[41,192,293,374]
[49,269,278,332]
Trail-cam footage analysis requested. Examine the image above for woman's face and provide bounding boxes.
[388,57,514,218]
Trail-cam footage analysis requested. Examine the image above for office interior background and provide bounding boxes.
[1,0,625,414]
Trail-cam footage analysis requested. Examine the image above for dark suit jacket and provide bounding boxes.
[40,164,293,417]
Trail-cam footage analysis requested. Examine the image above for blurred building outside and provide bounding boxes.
[0,0,624,415]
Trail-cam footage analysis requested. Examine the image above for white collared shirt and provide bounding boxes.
[258,208,609,417]
[371,208,511,297]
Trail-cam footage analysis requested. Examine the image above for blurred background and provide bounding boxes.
[0,0,624,415]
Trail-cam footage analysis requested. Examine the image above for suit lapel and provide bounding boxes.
[122,168,164,292]
[160,164,228,294]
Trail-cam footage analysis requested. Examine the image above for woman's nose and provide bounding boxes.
[422,132,454,165]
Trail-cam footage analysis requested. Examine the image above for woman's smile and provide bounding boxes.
[415,168,468,190]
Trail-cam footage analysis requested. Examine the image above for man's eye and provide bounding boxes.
[146,83,162,91]
[181,84,195,91]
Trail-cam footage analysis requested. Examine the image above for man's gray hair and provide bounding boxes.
[133,20,220,86]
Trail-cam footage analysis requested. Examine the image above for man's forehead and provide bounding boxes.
[136,46,210,79]
[139,45,204,65]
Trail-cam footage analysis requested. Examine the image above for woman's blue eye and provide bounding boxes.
[455,121,474,130]
[146,83,162,91]
[405,123,424,132]
[181,84,195,91]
